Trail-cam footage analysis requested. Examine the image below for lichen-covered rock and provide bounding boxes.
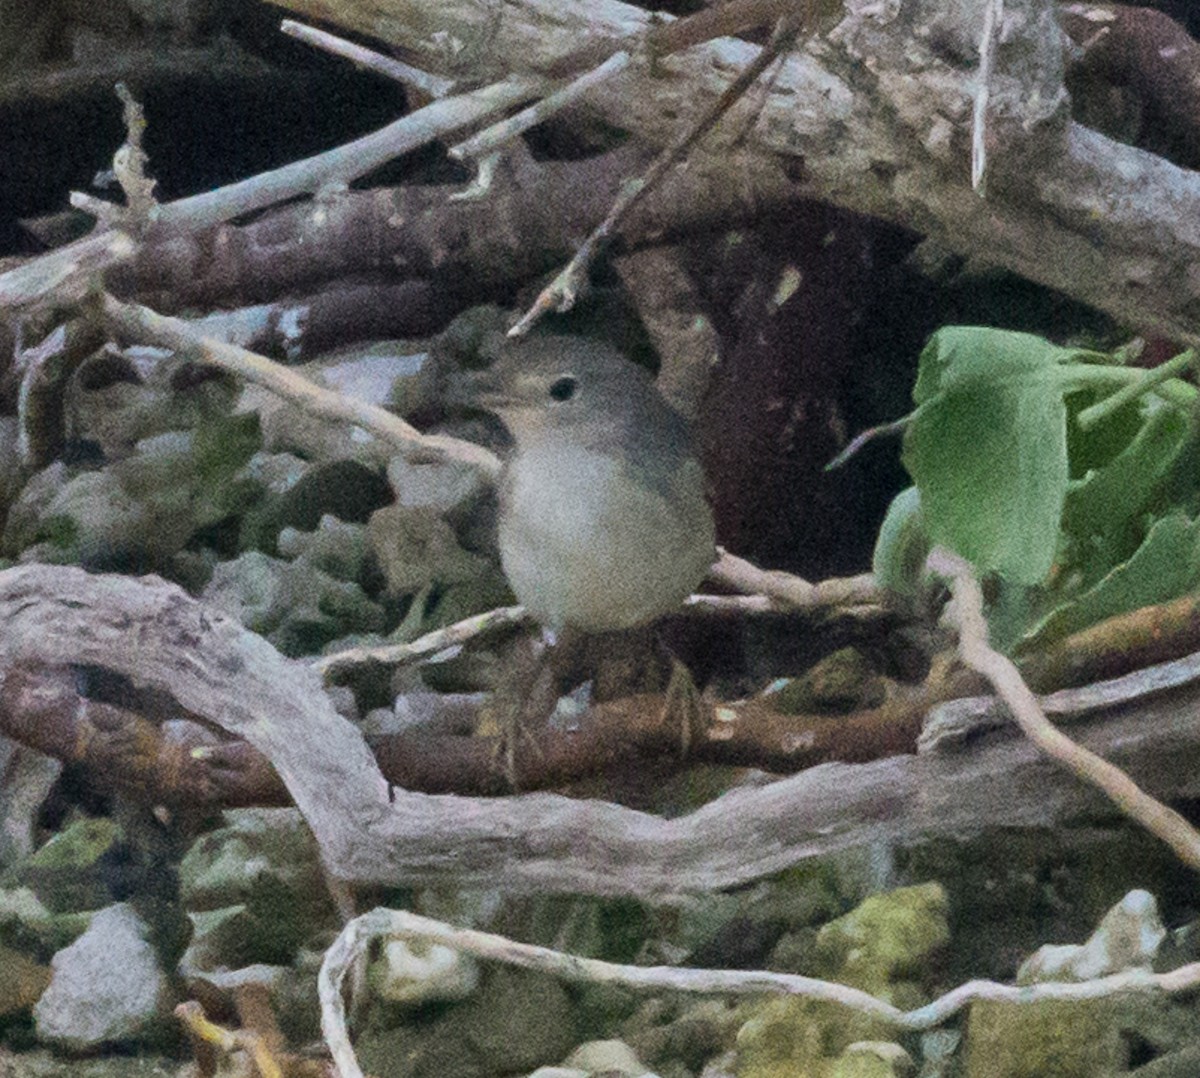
[178,808,336,967]
[812,882,950,1003]
[735,995,891,1078]
[734,884,948,1078]
[33,903,175,1050]
[3,414,261,571]
[6,818,123,915]
[963,997,1121,1078]
[561,1038,656,1076]
[0,888,92,955]
[829,1040,914,1078]
[767,648,888,714]
[356,965,578,1078]
[964,890,1193,1078]
[368,937,480,1005]
[201,548,384,657]
[367,505,491,597]
[66,347,239,461]
[0,943,51,1017]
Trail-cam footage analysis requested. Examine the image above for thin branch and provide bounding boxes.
[4,564,1199,896]
[972,0,1003,191]
[0,75,544,312]
[319,907,1200,1078]
[448,51,631,162]
[928,546,1200,872]
[314,605,530,680]
[825,416,909,472]
[101,295,502,479]
[279,19,456,98]
[709,548,883,611]
[508,14,804,336]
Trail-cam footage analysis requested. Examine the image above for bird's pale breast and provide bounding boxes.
[499,441,714,632]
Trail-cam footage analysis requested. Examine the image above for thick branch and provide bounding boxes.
[3,565,1200,898]
[273,0,1200,345]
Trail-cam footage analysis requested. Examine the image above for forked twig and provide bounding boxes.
[509,14,805,337]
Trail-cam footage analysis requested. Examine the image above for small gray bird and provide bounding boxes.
[465,335,716,634]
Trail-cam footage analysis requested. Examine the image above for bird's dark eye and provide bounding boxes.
[548,375,577,402]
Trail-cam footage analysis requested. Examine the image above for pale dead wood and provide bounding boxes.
[4,565,1200,898]
[931,547,1200,872]
[102,295,502,478]
[271,0,1200,349]
[319,906,1200,1078]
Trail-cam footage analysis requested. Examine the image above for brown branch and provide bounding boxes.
[108,145,797,313]
[1061,3,1200,167]
[1020,589,1200,691]
[5,565,1200,897]
[509,13,803,336]
[0,665,287,808]
[0,76,544,313]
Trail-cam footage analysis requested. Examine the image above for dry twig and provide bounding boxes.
[4,565,1199,894]
[280,19,456,98]
[314,605,530,679]
[929,547,1200,871]
[101,295,501,478]
[449,51,631,162]
[319,907,1200,1078]
[0,75,545,312]
[508,14,804,336]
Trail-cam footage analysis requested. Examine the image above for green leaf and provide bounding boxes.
[1019,512,1200,648]
[1063,398,1191,553]
[911,326,1105,405]
[193,412,262,487]
[901,327,1128,585]
[871,486,930,597]
[903,383,1069,585]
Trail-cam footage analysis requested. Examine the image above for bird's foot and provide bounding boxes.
[660,657,705,757]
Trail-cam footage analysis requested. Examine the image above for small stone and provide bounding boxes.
[457,966,577,1073]
[34,903,175,1050]
[369,937,479,1005]
[563,1038,655,1075]
[12,817,123,914]
[0,943,51,1016]
[813,882,950,1000]
[768,648,887,714]
[179,808,337,965]
[1018,888,1166,984]
[830,1040,914,1078]
[367,505,491,596]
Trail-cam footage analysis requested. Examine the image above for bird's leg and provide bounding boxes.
[589,626,706,756]
[482,628,575,790]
